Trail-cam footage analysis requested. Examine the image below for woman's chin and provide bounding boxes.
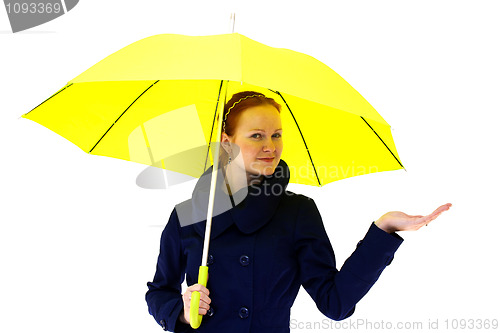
[245,160,281,180]
[255,165,277,177]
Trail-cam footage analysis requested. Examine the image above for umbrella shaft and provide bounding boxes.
[201,80,228,266]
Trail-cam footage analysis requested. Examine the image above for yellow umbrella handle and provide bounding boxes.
[189,265,209,329]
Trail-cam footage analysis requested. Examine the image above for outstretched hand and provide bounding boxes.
[375,203,452,233]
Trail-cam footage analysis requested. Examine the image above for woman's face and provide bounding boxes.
[222,104,283,182]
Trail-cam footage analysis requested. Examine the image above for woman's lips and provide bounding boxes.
[258,158,274,163]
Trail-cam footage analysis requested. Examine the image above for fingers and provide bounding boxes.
[182,284,212,315]
[419,203,452,227]
[421,213,439,225]
[431,203,452,216]
[427,203,452,220]
[187,283,210,297]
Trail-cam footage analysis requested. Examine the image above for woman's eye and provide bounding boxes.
[251,133,262,139]
[273,133,282,138]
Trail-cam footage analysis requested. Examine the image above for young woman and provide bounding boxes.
[146,91,451,332]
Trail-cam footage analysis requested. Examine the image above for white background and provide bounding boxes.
[1,1,499,332]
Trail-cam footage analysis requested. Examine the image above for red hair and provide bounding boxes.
[220,91,281,138]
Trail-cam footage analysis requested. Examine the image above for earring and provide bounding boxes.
[228,156,232,165]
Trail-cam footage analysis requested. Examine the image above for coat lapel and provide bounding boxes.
[188,159,290,239]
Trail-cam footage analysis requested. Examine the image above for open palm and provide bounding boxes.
[375,203,452,233]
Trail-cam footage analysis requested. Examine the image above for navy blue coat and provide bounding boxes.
[146,159,404,332]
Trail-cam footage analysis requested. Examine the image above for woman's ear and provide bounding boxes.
[221,132,232,154]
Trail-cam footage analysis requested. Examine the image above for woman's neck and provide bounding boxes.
[221,164,263,195]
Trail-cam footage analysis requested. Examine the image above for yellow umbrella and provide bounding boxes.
[21,33,404,328]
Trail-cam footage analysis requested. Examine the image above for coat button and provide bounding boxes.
[207,307,214,317]
[239,307,249,319]
[159,319,166,330]
[207,254,214,265]
[239,255,250,266]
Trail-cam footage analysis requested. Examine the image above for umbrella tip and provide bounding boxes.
[229,12,236,33]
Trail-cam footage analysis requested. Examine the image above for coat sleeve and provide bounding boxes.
[295,197,404,321]
[145,208,191,332]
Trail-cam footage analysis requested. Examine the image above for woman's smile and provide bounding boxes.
[257,157,275,163]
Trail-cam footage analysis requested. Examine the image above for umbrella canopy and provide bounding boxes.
[22,33,403,187]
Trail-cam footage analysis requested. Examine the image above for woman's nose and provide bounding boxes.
[262,138,275,152]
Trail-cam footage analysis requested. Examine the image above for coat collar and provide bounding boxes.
[183,159,290,239]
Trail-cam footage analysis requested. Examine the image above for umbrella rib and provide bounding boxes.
[360,116,405,170]
[204,80,224,173]
[89,80,159,154]
[22,83,74,117]
[274,91,322,186]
